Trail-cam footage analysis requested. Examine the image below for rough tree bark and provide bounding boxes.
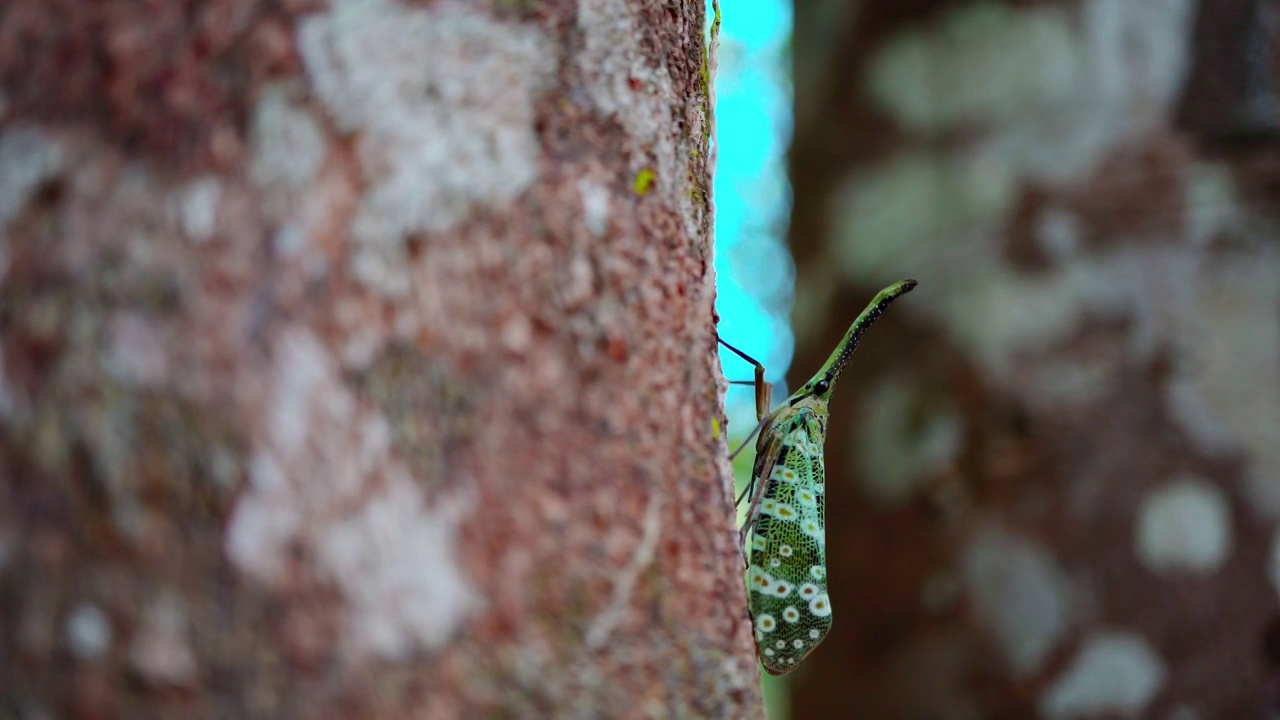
[0,0,763,716]
[788,1,1280,718]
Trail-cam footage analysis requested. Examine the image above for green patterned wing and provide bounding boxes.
[745,408,830,675]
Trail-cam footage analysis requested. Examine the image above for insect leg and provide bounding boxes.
[716,335,772,421]
[738,432,782,549]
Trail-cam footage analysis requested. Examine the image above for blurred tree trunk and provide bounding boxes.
[0,0,763,716]
[789,0,1280,718]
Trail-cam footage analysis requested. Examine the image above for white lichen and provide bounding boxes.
[865,1,1192,185]
[836,0,1197,305]
[579,178,612,237]
[225,328,480,660]
[103,312,171,388]
[1039,631,1166,718]
[577,0,696,236]
[317,476,478,660]
[868,4,1080,134]
[250,84,327,195]
[962,526,1072,675]
[1135,476,1232,574]
[173,175,223,244]
[65,602,113,661]
[853,377,963,507]
[1164,256,1280,517]
[129,593,197,686]
[298,0,552,249]
[0,124,67,234]
[1034,207,1084,262]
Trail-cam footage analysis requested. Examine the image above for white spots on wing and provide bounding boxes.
[782,606,801,624]
[802,519,824,543]
[787,429,811,454]
[764,501,798,520]
[764,648,776,657]
[773,466,800,483]
[769,557,781,568]
[796,488,818,506]
[810,566,826,581]
[815,482,825,495]
[775,640,786,649]
[809,629,821,640]
[752,535,768,552]
[799,583,820,600]
[808,594,832,617]
[792,639,805,649]
[748,565,775,594]
[778,544,793,557]
[1135,476,1231,574]
[770,579,794,598]
[1039,631,1165,719]
[755,614,777,633]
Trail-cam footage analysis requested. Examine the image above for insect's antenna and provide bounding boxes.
[716,335,758,366]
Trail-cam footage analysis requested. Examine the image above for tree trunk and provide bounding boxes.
[789,1,1280,718]
[0,0,762,716]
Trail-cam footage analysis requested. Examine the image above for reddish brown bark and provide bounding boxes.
[0,0,762,716]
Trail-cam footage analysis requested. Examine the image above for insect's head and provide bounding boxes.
[792,374,832,405]
[791,279,917,407]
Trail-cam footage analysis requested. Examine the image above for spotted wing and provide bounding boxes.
[744,408,830,675]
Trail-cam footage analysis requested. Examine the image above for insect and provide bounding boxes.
[719,279,917,675]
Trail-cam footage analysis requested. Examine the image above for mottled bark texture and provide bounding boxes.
[788,1,1280,718]
[0,0,763,717]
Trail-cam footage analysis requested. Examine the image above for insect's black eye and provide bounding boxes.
[813,379,830,394]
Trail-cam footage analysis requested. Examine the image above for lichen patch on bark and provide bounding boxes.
[577,0,707,241]
[298,0,554,296]
[226,328,479,660]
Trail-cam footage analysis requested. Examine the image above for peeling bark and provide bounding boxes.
[0,0,762,716]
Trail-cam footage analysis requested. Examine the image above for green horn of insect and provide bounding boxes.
[811,279,917,391]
